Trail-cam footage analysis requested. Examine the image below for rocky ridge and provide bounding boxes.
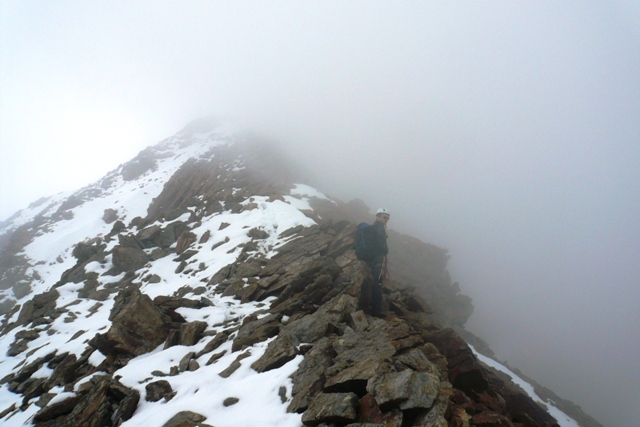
[0,120,597,427]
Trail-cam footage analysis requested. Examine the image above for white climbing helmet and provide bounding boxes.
[376,208,390,216]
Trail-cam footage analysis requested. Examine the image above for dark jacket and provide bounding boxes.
[371,220,388,258]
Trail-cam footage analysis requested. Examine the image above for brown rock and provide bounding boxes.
[33,394,82,422]
[232,313,281,352]
[145,380,174,402]
[111,246,148,272]
[355,394,403,427]
[422,328,489,395]
[196,332,229,358]
[89,288,173,363]
[199,230,211,243]
[223,397,240,406]
[162,410,207,427]
[301,392,359,426]
[176,231,197,255]
[366,370,440,411]
[103,209,118,224]
[219,351,252,378]
[288,337,334,413]
[251,332,299,373]
[179,321,208,346]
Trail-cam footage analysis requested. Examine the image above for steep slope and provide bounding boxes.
[0,120,594,427]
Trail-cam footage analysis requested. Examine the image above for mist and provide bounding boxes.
[1,2,639,426]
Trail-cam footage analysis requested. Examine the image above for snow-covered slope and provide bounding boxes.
[0,122,323,426]
[0,121,585,427]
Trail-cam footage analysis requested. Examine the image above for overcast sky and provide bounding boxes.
[1,2,639,426]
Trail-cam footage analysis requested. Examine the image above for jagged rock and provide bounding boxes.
[251,331,299,373]
[138,225,162,246]
[33,394,82,422]
[281,294,358,344]
[16,289,59,327]
[219,351,251,378]
[111,246,148,272]
[89,288,173,364]
[175,261,187,274]
[44,353,77,388]
[164,329,180,349]
[162,411,208,427]
[12,351,55,384]
[199,230,211,243]
[206,350,226,366]
[422,328,489,396]
[355,394,403,427]
[288,337,335,413]
[220,279,247,299]
[145,380,174,402]
[150,248,167,261]
[395,348,440,376]
[118,233,145,250]
[176,231,197,255]
[22,377,47,402]
[112,388,141,425]
[175,249,198,262]
[103,208,118,224]
[34,375,139,426]
[348,311,369,331]
[35,393,55,408]
[412,381,454,427]
[179,321,208,346]
[323,322,395,394]
[0,402,17,418]
[196,332,229,358]
[232,313,282,351]
[301,392,359,426]
[366,370,440,411]
[233,261,262,278]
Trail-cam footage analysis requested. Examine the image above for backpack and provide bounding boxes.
[354,222,376,260]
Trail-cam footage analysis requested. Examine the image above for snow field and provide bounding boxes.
[0,125,332,426]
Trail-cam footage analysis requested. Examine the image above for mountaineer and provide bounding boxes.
[355,208,390,318]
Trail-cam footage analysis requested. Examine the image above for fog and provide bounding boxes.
[1,2,639,426]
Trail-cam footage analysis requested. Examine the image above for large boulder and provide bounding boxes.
[111,246,148,272]
[89,288,174,365]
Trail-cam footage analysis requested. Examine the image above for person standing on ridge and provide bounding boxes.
[358,208,390,318]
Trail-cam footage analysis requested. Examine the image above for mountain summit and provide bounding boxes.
[0,121,599,427]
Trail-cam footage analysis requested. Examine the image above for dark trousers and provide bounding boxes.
[359,257,384,316]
